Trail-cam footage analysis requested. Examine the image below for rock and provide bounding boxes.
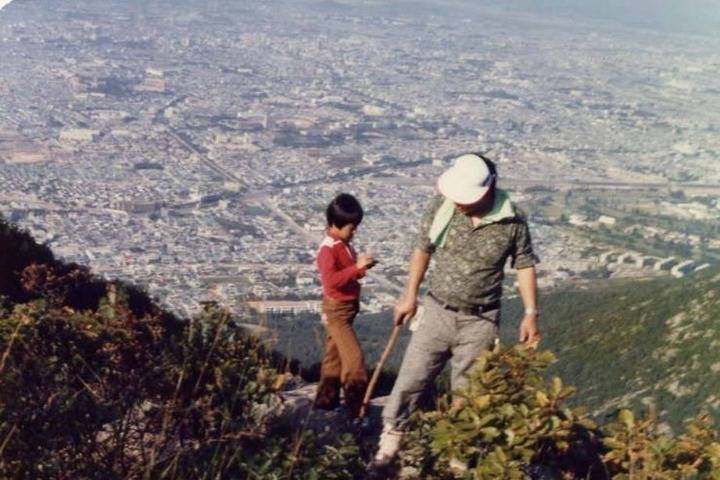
[265,376,389,443]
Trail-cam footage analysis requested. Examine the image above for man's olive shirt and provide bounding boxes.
[414,194,539,310]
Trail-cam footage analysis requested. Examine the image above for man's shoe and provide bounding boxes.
[449,457,468,472]
[367,425,403,473]
[366,455,395,480]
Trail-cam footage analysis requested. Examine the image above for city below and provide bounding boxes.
[1,0,719,318]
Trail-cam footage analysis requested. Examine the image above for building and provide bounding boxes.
[671,260,695,278]
[598,215,617,226]
[246,300,321,315]
[654,257,677,272]
[59,128,99,143]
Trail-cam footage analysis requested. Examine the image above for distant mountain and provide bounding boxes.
[304,0,720,36]
[501,270,720,431]
[452,0,720,36]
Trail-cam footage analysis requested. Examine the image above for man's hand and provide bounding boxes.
[516,267,540,348]
[519,313,541,349]
[393,249,430,326]
[393,296,417,326]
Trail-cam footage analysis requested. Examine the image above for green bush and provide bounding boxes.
[0,287,361,479]
[399,345,603,479]
[603,410,720,479]
[399,345,720,479]
[3,215,720,479]
[0,216,362,479]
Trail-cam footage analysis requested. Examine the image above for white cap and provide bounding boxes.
[437,154,495,205]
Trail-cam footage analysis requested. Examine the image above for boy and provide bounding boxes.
[314,193,376,418]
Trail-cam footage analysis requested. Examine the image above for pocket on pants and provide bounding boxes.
[408,305,426,332]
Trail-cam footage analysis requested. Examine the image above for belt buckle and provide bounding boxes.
[465,305,482,316]
[441,301,456,312]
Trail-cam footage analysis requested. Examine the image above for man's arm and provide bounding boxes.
[517,266,540,346]
[393,248,431,325]
[393,195,443,326]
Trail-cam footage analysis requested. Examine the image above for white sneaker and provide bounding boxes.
[371,424,403,466]
[449,457,468,472]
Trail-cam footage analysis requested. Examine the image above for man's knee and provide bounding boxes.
[391,363,437,395]
[450,346,494,390]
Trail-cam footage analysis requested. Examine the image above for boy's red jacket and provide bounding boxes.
[316,230,366,300]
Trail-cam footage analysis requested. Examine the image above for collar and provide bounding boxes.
[473,189,515,226]
[326,228,347,243]
[429,189,516,249]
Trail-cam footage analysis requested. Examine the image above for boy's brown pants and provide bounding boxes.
[314,298,368,417]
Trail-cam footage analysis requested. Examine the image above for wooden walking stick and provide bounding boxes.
[359,323,403,418]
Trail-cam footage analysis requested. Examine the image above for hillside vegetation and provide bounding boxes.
[2,215,720,479]
[499,270,720,431]
[0,217,360,479]
[262,268,720,433]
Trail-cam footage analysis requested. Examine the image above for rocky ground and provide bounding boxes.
[267,376,412,479]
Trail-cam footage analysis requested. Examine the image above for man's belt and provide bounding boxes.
[428,292,500,316]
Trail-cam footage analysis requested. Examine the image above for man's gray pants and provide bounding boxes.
[382,294,499,429]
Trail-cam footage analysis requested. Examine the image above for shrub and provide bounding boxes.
[0,287,362,479]
[399,344,604,479]
[603,410,720,479]
[0,214,362,479]
[0,219,54,304]
[398,344,720,479]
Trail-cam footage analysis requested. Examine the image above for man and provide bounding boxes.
[370,152,541,468]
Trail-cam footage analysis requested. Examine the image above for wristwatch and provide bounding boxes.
[524,308,540,316]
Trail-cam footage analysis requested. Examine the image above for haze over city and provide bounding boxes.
[1,0,719,317]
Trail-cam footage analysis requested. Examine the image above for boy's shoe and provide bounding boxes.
[351,415,373,434]
[314,378,341,410]
[333,404,349,415]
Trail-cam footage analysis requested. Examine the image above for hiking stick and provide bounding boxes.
[359,323,402,418]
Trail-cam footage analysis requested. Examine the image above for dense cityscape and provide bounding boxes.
[1,0,719,317]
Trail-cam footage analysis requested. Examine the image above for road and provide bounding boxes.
[156,108,409,294]
[154,95,248,187]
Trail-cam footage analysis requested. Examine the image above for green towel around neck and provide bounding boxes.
[428,189,515,248]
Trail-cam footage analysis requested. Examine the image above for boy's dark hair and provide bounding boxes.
[326,193,363,228]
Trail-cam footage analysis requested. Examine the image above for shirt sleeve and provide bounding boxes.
[510,217,540,270]
[317,246,363,289]
[412,194,445,254]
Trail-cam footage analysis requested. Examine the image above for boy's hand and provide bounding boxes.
[356,254,376,270]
